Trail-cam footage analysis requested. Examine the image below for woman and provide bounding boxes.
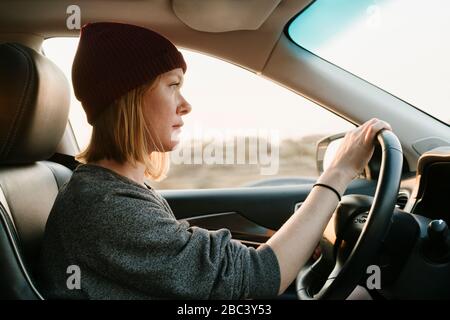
[39,22,392,299]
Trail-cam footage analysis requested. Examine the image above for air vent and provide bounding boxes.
[396,191,409,209]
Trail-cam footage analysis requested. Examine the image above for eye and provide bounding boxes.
[170,82,180,87]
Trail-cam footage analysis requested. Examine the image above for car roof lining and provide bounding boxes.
[172,0,282,33]
[0,0,312,73]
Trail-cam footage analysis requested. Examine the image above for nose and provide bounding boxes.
[177,94,192,116]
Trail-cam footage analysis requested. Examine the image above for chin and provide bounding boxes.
[164,140,180,152]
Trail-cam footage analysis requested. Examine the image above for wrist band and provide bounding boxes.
[313,183,341,202]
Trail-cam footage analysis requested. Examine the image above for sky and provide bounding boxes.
[289,0,450,126]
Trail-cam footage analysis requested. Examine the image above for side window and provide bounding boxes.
[43,38,91,150]
[43,37,355,189]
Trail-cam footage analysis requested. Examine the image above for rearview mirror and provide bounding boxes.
[316,132,345,175]
[316,133,368,178]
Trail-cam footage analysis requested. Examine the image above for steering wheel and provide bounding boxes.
[297,129,403,300]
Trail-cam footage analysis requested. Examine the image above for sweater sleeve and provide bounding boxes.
[74,192,281,300]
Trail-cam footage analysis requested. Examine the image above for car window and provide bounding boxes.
[288,0,450,126]
[43,37,354,189]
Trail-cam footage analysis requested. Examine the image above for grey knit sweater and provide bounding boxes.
[38,164,280,299]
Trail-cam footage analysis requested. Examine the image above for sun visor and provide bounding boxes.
[172,0,282,32]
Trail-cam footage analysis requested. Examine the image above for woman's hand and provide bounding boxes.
[269,118,393,296]
[327,118,392,180]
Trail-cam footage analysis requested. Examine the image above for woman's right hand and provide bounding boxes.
[327,118,392,180]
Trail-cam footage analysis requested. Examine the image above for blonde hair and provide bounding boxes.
[75,77,170,181]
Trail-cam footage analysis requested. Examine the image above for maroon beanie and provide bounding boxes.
[72,22,187,125]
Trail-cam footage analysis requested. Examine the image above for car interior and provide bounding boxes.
[1,0,450,300]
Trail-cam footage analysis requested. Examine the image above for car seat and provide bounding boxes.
[0,42,72,299]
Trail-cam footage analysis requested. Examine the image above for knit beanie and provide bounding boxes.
[72,22,187,125]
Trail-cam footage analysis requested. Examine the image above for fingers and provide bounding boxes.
[363,118,392,144]
[334,118,393,177]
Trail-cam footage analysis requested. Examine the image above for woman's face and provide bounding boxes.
[143,68,191,152]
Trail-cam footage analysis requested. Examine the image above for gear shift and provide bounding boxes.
[425,219,450,263]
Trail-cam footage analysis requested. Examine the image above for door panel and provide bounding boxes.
[186,212,275,248]
[161,178,377,234]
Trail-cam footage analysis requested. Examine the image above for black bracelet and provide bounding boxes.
[313,183,341,202]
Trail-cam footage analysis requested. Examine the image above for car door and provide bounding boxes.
[161,178,379,247]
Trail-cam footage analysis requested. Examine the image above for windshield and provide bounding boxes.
[288,0,450,126]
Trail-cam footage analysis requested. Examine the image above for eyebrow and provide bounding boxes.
[170,73,184,85]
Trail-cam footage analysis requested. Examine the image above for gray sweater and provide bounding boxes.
[38,164,280,299]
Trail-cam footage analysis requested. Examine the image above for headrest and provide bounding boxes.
[0,43,70,164]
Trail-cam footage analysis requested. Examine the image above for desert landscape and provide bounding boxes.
[150,134,325,190]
